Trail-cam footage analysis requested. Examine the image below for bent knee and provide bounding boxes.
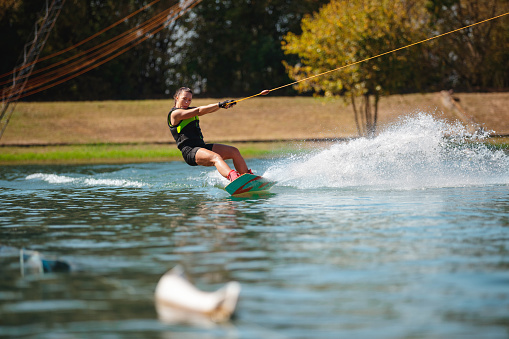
[224,146,241,159]
[231,147,241,157]
[212,144,242,158]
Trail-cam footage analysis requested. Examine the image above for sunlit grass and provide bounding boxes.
[0,142,304,165]
[0,144,179,164]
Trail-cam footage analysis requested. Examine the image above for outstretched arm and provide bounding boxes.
[170,103,218,125]
[170,100,236,126]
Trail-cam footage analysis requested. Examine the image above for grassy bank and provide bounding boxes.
[0,141,313,165]
[1,138,506,165]
[1,93,508,165]
[0,144,178,165]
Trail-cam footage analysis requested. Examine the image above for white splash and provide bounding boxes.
[205,170,228,186]
[264,113,509,190]
[26,173,144,188]
[26,173,77,184]
[84,178,143,188]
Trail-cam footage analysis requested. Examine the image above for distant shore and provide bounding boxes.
[1,93,508,165]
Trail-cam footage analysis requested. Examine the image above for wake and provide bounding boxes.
[264,113,509,190]
[26,173,144,188]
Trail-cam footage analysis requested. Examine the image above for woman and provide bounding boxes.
[168,87,269,182]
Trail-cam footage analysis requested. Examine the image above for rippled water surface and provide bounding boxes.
[1,114,509,338]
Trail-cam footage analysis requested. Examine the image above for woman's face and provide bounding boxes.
[176,91,192,109]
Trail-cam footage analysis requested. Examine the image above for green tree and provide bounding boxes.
[282,0,430,137]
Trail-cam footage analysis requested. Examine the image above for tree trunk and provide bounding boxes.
[364,94,372,138]
[350,95,362,137]
[350,93,379,138]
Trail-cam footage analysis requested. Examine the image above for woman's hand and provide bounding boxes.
[218,100,236,109]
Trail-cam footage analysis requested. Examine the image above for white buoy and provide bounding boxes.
[155,265,241,324]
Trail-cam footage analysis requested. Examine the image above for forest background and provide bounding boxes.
[1,0,508,102]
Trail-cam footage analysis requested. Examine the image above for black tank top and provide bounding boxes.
[168,107,206,150]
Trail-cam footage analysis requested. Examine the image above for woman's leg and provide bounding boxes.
[195,148,232,178]
[211,144,248,174]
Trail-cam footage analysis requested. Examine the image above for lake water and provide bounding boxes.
[1,113,509,338]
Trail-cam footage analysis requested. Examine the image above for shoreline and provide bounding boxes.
[0,140,319,166]
[1,93,508,165]
[1,138,507,166]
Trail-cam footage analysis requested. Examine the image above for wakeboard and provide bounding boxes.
[225,173,276,196]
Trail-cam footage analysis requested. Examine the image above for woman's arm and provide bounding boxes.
[171,100,236,126]
[171,103,219,124]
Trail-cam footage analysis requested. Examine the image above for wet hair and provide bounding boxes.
[173,87,192,106]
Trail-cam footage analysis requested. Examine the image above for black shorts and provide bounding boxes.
[180,144,214,166]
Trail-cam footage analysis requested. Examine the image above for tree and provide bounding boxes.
[282,0,430,137]
[425,0,509,90]
[164,0,329,97]
[0,0,179,101]
[1,0,329,100]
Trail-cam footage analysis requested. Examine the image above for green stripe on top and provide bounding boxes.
[177,116,199,133]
